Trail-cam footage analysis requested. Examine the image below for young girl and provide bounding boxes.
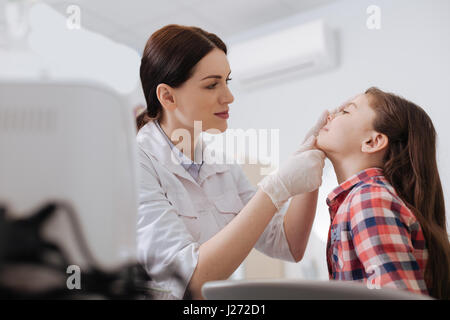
[316,87,450,299]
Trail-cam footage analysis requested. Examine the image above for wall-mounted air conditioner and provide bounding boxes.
[228,19,337,88]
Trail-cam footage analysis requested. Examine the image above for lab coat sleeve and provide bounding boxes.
[232,165,296,263]
[136,147,199,300]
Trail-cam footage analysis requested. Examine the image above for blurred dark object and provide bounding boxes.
[0,202,152,299]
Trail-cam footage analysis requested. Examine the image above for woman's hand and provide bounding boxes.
[302,109,330,143]
[257,135,325,210]
[302,103,350,144]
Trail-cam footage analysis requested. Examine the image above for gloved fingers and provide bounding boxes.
[313,109,330,137]
[296,135,316,152]
[309,149,326,161]
[330,104,345,115]
[262,142,326,202]
[302,109,330,143]
[331,94,359,114]
[316,109,330,129]
[309,151,326,169]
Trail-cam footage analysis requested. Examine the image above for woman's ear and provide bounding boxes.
[156,83,177,111]
[361,132,388,154]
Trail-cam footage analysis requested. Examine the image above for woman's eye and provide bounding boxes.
[342,110,349,114]
[226,77,232,84]
[207,78,232,89]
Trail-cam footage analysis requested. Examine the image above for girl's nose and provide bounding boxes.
[327,114,334,122]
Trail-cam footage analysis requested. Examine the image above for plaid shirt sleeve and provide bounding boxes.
[349,185,428,294]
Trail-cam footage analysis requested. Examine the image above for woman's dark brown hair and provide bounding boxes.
[138,24,227,131]
[365,87,450,299]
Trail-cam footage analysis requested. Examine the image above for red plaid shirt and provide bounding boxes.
[326,167,429,295]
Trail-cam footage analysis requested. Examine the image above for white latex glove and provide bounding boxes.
[257,135,326,210]
[302,101,355,144]
[327,95,359,121]
[302,109,330,144]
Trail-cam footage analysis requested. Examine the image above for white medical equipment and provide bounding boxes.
[202,279,433,300]
[0,80,149,298]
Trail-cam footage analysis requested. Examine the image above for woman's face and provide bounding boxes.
[316,93,377,157]
[171,48,234,133]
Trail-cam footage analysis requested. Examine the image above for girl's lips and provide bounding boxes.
[214,112,229,119]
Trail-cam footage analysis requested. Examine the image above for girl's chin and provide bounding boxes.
[316,145,329,157]
[315,135,325,149]
[315,137,330,156]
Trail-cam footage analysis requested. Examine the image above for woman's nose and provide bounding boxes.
[220,86,234,105]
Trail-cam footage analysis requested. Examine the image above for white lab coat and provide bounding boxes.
[136,120,295,299]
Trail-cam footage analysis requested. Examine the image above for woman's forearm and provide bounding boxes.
[187,188,277,299]
[283,189,319,262]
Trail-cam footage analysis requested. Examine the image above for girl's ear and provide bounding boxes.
[361,132,389,154]
[156,83,177,111]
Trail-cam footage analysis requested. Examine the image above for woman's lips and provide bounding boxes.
[214,112,229,119]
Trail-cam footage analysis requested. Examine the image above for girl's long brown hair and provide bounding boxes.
[365,87,450,299]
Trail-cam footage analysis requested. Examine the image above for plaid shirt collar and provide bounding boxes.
[326,167,385,216]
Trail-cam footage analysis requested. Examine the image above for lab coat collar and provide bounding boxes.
[137,120,229,185]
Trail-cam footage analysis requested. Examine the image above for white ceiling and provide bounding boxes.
[40,0,338,53]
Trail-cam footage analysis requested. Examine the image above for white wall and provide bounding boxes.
[225,0,450,280]
[0,2,144,108]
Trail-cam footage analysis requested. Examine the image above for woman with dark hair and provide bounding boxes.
[135,105,151,133]
[316,87,450,299]
[136,24,328,299]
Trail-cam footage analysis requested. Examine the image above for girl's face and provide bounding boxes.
[171,48,234,133]
[316,93,377,157]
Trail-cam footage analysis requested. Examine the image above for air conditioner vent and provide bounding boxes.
[229,19,337,88]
